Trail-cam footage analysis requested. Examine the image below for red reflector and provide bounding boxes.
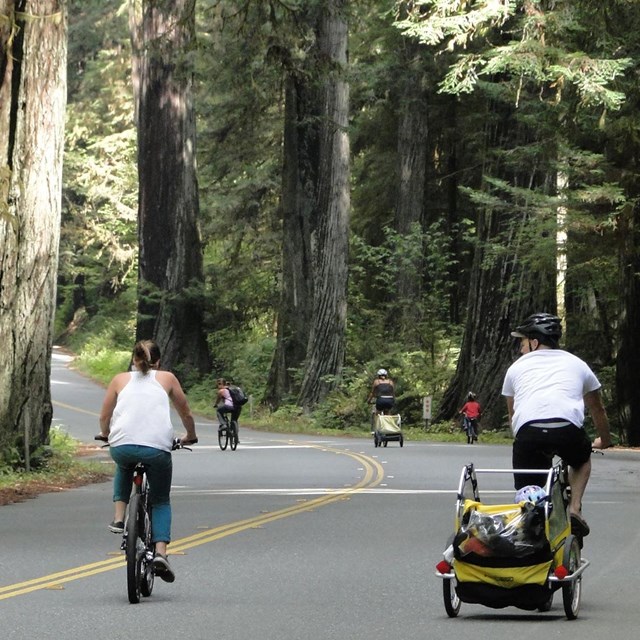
[436,560,452,574]
[134,475,143,486]
[554,565,569,580]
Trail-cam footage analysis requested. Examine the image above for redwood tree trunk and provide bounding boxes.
[435,208,542,429]
[131,0,210,379]
[297,0,350,410]
[264,74,316,407]
[616,200,640,445]
[394,74,428,333]
[0,0,66,457]
[436,107,556,429]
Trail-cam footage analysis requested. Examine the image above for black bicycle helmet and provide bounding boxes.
[511,313,562,339]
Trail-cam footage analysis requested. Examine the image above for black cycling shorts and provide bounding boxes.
[512,424,592,490]
[375,396,394,412]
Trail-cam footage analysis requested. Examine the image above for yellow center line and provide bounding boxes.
[52,400,100,418]
[0,443,384,600]
[171,445,384,553]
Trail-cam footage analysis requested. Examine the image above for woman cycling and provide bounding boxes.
[98,339,198,583]
[367,368,395,412]
[367,369,395,431]
[215,378,241,442]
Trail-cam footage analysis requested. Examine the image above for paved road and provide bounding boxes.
[0,349,638,639]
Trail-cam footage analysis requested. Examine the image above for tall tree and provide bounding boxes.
[130,0,209,379]
[393,39,428,334]
[264,0,350,409]
[296,0,350,410]
[398,0,633,427]
[59,0,138,339]
[616,202,640,446]
[0,0,67,461]
[264,71,316,407]
[593,1,640,446]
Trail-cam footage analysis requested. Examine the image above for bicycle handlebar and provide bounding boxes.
[172,437,198,450]
[94,434,197,449]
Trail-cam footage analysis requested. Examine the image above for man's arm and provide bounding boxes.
[584,389,612,449]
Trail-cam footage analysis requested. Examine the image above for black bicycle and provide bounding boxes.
[95,436,195,603]
[461,416,478,444]
[218,413,239,451]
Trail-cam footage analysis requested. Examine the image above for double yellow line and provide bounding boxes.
[0,444,384,600]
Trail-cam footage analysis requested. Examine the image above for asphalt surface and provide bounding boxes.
[0,349,638,639]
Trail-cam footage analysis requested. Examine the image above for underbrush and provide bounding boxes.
[0,427,111,505]
[57,334,514,445]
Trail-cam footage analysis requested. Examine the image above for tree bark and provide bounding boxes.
[435,209,542,430]
[616,201,640,445]
[394,72,428,334]
[297,0,350,410]
[0,0,66,458]
[435,106,556,429]
[266,1,350,410]
[264,75,316,407]
[130,0,210,380]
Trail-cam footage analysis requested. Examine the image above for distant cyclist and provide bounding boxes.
[502,312,612,538]
[367,368,395,413]
[367,369,395,431]
[99,339,198,583]
[459,392,481,441]
[215,378,241,442]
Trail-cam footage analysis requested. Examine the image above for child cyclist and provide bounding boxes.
[459,392,482,441]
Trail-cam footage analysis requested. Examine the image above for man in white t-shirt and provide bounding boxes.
[502,313,612,538]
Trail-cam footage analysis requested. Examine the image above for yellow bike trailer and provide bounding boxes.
[435,463,589,619]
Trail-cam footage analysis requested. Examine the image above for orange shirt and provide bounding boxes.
[461,400,481,419]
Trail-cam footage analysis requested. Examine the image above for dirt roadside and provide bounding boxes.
[0,444,111,507]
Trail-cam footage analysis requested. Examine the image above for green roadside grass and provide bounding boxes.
[215,408,514,446]
[0,427,112,506]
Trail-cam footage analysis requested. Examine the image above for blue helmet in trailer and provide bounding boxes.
[514,485,547,504]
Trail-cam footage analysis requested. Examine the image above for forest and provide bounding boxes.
[2,0,639,463]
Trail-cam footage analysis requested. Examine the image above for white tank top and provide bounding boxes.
[108,370,174,452]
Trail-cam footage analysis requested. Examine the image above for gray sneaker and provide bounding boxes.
[109,520,124,534]
[153,553,176,583]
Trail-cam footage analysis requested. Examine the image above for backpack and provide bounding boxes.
[228,385,248,406]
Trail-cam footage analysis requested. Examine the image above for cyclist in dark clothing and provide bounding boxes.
[367,368,395,412]
[215,378,242,442]
[367,369,395,433]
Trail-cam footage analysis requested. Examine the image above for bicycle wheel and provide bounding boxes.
[218,424,229,451]
[126,493,142,604]
[230,421,238,451]
[562,534,582,619]
[443,577,461,617]
[139,495,154,598]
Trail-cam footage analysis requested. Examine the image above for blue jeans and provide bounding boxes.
[110,445,173,544]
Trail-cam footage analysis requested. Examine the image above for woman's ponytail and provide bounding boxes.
[132,340,161,374]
